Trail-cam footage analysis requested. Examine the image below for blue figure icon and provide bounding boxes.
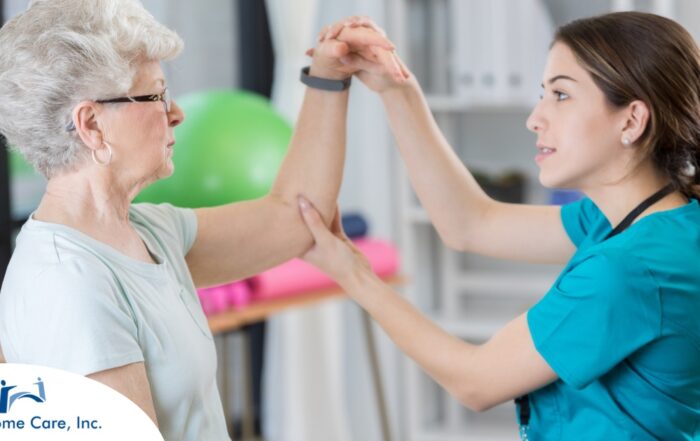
[0,377,46,413]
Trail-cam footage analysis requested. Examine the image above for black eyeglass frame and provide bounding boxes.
[66,88,171,132]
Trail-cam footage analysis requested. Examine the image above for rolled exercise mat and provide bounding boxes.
[341,213,369,239]
[197,280,253,316]
[250,238,400,301]
[227,280,254,309]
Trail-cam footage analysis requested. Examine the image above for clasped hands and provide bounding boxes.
[307,16,411,93]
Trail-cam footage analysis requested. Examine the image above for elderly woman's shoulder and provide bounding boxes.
[0,257,128,345]
[129,201,185,223]
[3,250,120,298]
[2,220,122,302]
[129,202,197,253]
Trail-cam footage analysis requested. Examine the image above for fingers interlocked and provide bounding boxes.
[311,16,409,83]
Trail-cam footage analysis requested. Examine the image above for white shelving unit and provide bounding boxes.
[385,1,679,440]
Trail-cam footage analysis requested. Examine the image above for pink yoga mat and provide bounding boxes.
[250,238,400,301]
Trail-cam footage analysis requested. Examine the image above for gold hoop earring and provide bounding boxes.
[92,142,113,166]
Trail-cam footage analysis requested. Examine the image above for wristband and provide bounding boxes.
[300,66,351,91]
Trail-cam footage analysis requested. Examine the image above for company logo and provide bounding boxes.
[0,377,46,414]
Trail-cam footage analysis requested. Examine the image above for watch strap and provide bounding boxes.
[300,66,351,91]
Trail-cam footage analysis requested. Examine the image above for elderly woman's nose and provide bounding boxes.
[169,100,185,127]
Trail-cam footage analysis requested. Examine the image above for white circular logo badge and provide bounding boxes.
[0,363,163,440]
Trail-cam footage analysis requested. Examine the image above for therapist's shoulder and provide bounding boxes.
[564,247,657,296]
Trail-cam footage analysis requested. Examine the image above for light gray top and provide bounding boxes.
[0,203,230,441]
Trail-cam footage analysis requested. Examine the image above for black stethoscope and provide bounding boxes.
[515,182,676,440]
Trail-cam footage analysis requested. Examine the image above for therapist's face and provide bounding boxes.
[526,42,635,191]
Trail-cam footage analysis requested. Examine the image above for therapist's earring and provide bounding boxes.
[622,137,631,146]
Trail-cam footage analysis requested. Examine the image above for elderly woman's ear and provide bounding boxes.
[72,101,108,150]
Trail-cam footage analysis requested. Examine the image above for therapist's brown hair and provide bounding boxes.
[554,11,700,199]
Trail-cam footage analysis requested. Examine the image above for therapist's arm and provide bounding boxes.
[379,80,574,264]
[350,276,558,411]
[298,200,559,412]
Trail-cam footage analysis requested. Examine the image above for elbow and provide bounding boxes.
[436,228,468,252]
[268,192,335,225]
[435,198,494,252]
[454,384,497,413]
[266,194,333,250]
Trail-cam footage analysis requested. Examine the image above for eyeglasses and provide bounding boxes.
[66,88,171,132]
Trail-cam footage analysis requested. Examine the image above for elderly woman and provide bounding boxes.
[0,1,394,440]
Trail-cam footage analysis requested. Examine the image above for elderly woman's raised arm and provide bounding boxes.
[185,26,395,287]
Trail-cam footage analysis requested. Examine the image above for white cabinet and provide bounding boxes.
[385,1,679,440]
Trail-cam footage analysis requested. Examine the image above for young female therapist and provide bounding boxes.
[300,11,700,440]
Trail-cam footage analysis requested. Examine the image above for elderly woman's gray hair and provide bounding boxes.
[0,0,183,178]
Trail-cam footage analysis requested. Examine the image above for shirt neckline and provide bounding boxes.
[598,198,700,239]
[23,211,168,277]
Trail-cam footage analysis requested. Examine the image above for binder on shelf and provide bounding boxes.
[505,0,555,105]
[428,0,451,95]
[450,0,480,104]
[488,0,510,104]
[450,0,554,108]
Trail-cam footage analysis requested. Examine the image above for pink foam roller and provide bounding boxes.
[198,280,253,316]
[226,280,253,309]
[197,284,229,316]
[354,238,400,277]
[251,238,400,301]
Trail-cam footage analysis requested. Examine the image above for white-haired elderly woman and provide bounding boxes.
[0,1,395,439]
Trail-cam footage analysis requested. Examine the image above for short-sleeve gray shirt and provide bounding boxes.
[0,203,230,440]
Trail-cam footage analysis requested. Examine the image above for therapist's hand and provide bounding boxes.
[297,196,373,288]
[314,16,412,93]
[308,17,397,81]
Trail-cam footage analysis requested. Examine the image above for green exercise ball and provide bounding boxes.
[9,148,35,176]
[135,90,292,208]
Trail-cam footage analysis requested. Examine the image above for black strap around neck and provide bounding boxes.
[604,183,676,240]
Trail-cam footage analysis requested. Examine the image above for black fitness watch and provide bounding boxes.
[300,66,351,91]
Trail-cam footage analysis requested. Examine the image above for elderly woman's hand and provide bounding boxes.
[311,16,412,93]
[297,196,373,289]
[308,16,409,88]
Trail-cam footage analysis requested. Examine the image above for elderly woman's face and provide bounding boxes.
[102,60,184,186]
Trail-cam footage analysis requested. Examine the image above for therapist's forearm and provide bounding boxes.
[380,79,492,247]
[342,268,480,409]
[269,65,349,224]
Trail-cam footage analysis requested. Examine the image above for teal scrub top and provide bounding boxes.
[524,197,700,440]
